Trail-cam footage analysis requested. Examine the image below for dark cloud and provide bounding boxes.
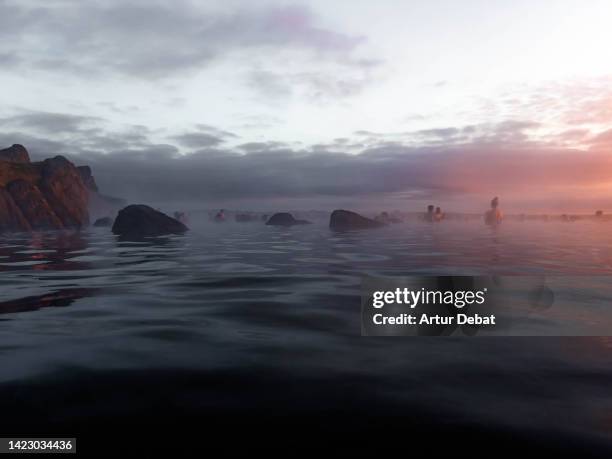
[2,109,609,210]
[415,127,461,140]
[70,139,612,210]
[0,111,103,134]
[77,145,434,203]
[194,124,238,139]
[0,1,365,79]
[171,132,226,149]
[0,52,20,65]
[349,121,541,148]
[237,141,288,152]
[2,138,606,213]
[170,124,240,149]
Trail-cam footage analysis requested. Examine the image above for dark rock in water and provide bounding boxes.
[329,209,385,230]
[266,212,311,226]
[93,216,113,227]
[112,205,188,237]
[0,144,30,163]
[39,156,89,228]
[77,165,98,193]
[0,188,31,232]
[6,180,63,230]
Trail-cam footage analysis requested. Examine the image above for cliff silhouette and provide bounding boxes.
[0,144,99,232]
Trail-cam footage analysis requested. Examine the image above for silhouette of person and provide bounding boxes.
[485,196,503,225]
[214,209,226,222]
[425,205,435,222]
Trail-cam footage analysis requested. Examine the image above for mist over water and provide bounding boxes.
[2,219,612,451]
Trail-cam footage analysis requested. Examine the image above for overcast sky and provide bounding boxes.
[1,0,612,212]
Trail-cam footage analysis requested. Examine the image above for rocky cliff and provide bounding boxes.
[0,144,90,232]
[0,144,30,163]
[77,165,98,193]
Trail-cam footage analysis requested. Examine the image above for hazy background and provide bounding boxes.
[1,0,612,213]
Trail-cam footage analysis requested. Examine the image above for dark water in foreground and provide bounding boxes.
[2,219,612,454]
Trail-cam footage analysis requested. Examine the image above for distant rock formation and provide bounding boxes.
[112,205,188,238]
[93,216,114,227]
[265,212,311,226]
[77,165,98,193]
[0,144,90,232]
[0,144,116,233]
[39,156,89,228]
[329,209,385,230]
[0,144,30,163]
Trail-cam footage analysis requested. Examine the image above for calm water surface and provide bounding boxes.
[1,219,612,450]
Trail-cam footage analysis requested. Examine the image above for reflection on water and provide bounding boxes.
[0,288,96,314]
[1,220,612,451]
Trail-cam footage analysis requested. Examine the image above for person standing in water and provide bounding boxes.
[485,196,503,225]
[425,205,435,222]
[214,209,226,222]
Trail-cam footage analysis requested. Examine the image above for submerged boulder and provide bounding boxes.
[93,216,114,227]
[329,209,385,230]
[0,144,30,163]
[265,212,311,226]
[0,188,31,232]
[6,180,63,230]
[112,205,188,237]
